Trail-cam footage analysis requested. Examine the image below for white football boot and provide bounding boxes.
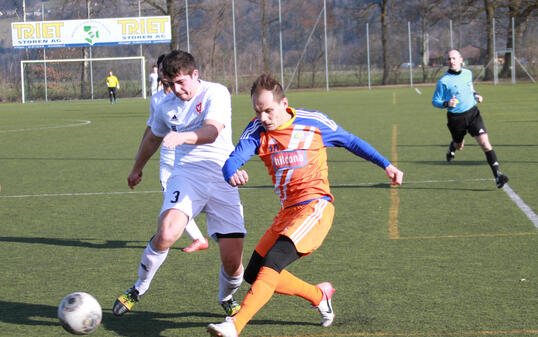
[315,282,335,327]
[207,316,238,337]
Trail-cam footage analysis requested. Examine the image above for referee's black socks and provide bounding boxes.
[485,150,500,177]
[449,141,457,153]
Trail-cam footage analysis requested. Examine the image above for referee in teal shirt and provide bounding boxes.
[432,49,508,188]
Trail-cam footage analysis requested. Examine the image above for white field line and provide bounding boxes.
[0,178,494,199]
[2,177,536,229]
[0,120,91,133]
[0,190,161,198]
[502,184,538,228]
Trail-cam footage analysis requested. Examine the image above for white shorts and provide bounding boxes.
[161,171,246,239]
[159,161,174,192]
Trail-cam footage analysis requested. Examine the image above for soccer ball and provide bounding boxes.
[58,292,102,335]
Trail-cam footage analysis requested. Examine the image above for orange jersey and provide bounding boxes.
[223,107,391,209]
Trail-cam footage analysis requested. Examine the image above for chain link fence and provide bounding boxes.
[0,0,536,102]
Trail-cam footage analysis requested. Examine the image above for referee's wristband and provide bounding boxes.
[443,101,449,107]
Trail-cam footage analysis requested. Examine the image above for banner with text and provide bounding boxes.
[12,16,171,49]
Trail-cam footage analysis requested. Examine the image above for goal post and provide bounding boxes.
[21,56,146,103]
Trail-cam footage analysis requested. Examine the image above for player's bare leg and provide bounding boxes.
[113,209,188,316]
[217,237,244,316]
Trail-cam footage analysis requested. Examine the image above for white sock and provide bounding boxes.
[218,265,243,302]
[184,219,205,241]
[134,242,169,296]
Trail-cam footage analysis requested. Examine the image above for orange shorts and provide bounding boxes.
[255,199,334,256]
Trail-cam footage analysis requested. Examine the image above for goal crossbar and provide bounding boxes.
[21,56,146,103]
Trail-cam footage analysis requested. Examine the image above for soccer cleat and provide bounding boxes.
[114,99,118,104]
[495,173,509,188]
[113,286,140,316]
[182,238,209,253]
[207,317,238,337]
[220,298,241,316]
[315,282,335,327]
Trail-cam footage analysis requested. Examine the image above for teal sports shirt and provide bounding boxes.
[432,68,477,113]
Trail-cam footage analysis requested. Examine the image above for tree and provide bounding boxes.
[483,0,496,81]
[499,0,538,78]
[410,0,444,83]
[142,0,183,50]
[247,0,278,73]
[349,0,392,84]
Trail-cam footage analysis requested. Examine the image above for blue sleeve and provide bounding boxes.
[222,121,261,182]
[322,123,391,169]
[432,79,446,109]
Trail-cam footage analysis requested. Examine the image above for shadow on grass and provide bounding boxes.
[0,236,148,250]
[0,300,317,336]
[413,160,486,166]
[398,143,538,147]
[400,185,492,192]
[0,236,212,252]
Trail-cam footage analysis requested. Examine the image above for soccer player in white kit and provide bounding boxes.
[149,65,159,95]
[113,50,246,318]
[142,54,209,253]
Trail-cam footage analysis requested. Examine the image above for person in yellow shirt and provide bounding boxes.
[106,71,120,104]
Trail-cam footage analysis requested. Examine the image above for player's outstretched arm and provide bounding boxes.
[385,164,403,185]
[228,170,249,187]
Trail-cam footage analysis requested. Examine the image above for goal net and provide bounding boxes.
[21,56,146,103]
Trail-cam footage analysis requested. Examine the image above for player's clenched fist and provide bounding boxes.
[128,170,143,189]
[385,164,403,185]
[228,170,249,187]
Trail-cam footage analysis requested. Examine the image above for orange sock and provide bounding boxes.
[275,269,323,306]
[233,267,280,334]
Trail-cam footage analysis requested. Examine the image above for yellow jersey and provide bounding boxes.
[106,75,119,88]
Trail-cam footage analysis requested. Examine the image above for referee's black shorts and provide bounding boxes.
[446,106,487,143]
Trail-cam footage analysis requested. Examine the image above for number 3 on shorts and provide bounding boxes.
[170,191,180,203]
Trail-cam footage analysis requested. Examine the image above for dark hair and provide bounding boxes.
[156,54,165,68]
[250,73,285,102]
[162,50,197,79]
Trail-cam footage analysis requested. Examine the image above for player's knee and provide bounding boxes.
[153,228,180,250]
[221,256,243,276]
[156,214,185,247]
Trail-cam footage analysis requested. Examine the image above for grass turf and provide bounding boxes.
[0,83,537,337]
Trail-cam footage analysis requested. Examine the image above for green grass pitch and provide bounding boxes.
[0,83,537,337]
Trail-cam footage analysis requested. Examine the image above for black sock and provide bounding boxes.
[485,150,499,177]
[449,141,457,153]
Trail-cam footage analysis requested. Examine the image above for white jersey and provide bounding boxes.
[149,72,159,95]
[147,90,175,169]
[151,80,234,181]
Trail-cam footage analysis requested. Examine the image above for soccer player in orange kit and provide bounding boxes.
[208,73,403,337]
